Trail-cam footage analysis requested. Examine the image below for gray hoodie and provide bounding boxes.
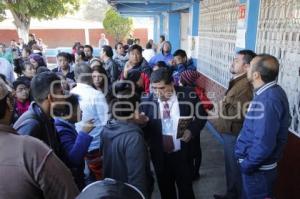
[101,119,153,199]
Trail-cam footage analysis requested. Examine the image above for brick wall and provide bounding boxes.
[197,73,226,103]
[32,29,85,48]
[0,28,148,48]
[0,30,18,44]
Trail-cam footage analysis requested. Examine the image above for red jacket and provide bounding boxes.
[120,71,150,94]
[140,72,150,94]
[194,78,213,111]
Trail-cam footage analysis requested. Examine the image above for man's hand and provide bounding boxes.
[130,111,149,125]
[181,129,192,143]
[168,59,176,67]
[123,61,134,78]
[81,119,95,133]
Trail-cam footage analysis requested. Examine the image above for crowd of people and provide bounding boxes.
[0,32,291,199]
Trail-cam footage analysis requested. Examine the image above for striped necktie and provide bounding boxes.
[163,102,170,119]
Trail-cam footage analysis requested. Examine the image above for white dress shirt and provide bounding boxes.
[71,83,109,152]
[0,58,15,83]
[158,91,181,152]
[143,49,156,62]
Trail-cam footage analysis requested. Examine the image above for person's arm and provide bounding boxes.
[122,61,134,79]
[223,87,253,122]
[239,99,282,174]
[52,67,58,73]
[14,118,41,138]
[58,128,93,167]
[141,73,150,94]
[125,134,148,198]
[177,63,187,74]
[111,61,119,82]
[138,97,149,125]
[188,91,207,137]
[98,39,101,49]
[95,94,109,126]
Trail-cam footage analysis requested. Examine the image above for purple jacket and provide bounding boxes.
[54,118,92,189]
[148,41,173,67]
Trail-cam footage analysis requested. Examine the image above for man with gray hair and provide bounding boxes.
[71,62,109,181]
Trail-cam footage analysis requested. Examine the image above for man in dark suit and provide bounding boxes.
[140,68,207,199]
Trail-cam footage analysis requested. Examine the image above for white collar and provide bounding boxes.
[233,72,246,80]
[158,91,177,104]
[255,81,277,96]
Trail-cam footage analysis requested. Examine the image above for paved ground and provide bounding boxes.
[151,127,226,199]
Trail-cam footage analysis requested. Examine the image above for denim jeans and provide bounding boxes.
[242,169,277,199]
[221,133,242,199]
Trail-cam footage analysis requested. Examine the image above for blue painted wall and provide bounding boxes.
[159,14,164,36]
[153,16,159,43]
[168,12,181,52]
[189,1,199,36]
[245,0,260,51]
[189,1,200,66]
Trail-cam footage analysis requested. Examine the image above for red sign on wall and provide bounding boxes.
[239,4,246,19]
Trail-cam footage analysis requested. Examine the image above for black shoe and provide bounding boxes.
[213,194,229,199]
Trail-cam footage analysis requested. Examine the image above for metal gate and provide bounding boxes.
[256,0,300,136]
[197,0,239,87]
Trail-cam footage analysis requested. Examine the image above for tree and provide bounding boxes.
[82,0,109,22]
[0,0,80,42]
[103,8,133,43]
[0,4,6,21]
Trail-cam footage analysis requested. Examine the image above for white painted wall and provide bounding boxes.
[180,12,189,51]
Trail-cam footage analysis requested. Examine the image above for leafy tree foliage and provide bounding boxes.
[0,0,79,42]
[103,8,133,43]
[83,0,109,22]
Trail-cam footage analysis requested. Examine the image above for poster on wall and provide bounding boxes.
[236,4,246,48]
[236,29,246,48]
[187,35,199,59]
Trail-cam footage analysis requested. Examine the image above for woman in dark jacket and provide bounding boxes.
[54,94,94,190]
[101,82,153,199]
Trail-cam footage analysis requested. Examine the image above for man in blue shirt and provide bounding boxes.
[235,54,291,199]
